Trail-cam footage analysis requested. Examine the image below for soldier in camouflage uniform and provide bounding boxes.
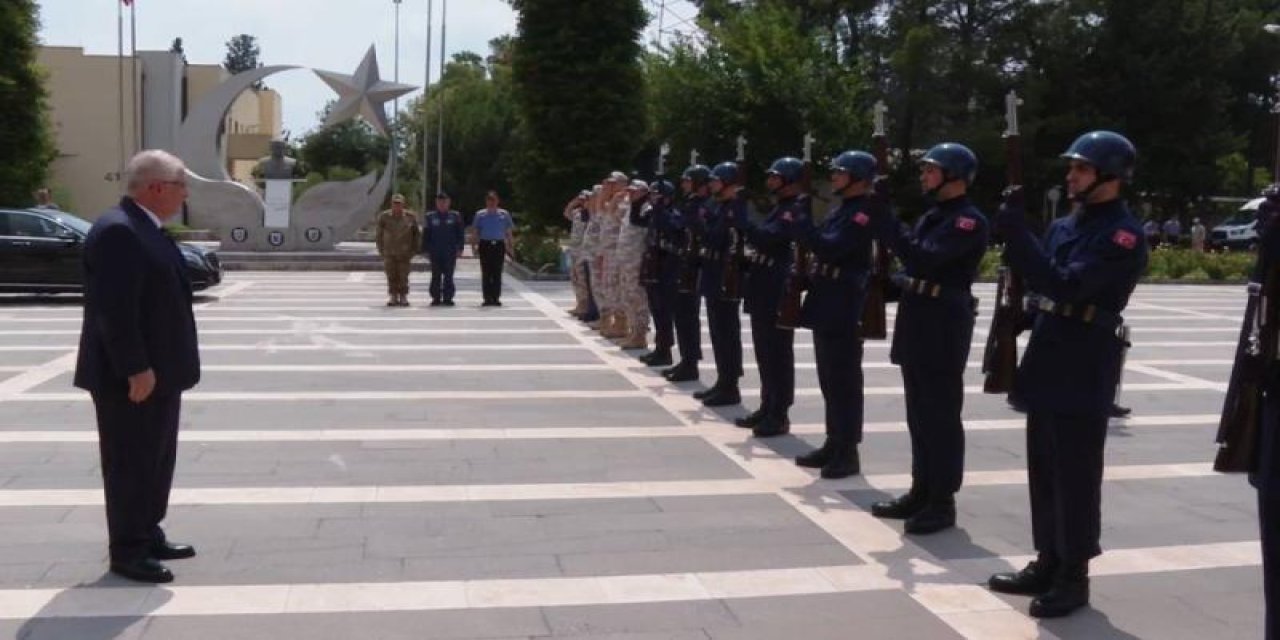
[615,180,652,349]
[375,194,421,307]
[582,184,606,328]
[565,190,592,318]
[596,172,629,337]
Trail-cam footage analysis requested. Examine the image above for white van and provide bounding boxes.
[1210,198,1262,250]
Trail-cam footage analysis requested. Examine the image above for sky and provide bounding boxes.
[37,0,700,138]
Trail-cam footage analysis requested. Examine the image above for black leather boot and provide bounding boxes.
[988,555,1058,596]
[1029,564,1090,618]
[734,408,766,429]
[640,348,673,367]
[663,360,699,382]
[693,381,721,400]
[701,385,740,407]
[795,441,832,468]
[752,415,790,438]
[871,490,926,520]
[904,497,956,534]
[819,444,860,479]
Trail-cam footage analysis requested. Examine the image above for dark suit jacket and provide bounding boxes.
[74,197,201,397]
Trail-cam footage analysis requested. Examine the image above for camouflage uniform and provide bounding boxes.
[582,202,606,316]
[376,209,421,298]
[615,199,651,343]
[568,206,591,313]
[596,197,624,311]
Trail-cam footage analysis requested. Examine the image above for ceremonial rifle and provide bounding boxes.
[860,101,891,339]
[981,90,1025,394]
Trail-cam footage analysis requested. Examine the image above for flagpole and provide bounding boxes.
[117,0,126,179]
[392,0,402,197]
[422,0,433,209]
[436,0,446,193]
[130,0,139,152]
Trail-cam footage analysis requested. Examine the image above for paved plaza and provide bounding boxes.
[0,262,1265,639]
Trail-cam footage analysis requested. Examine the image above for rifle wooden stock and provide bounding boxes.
[981,122,1025,394]
[1215,267,1279,473]
[860,132,892,339]
[777,244,810,330]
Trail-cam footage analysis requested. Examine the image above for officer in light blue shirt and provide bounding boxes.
[470,190,516,306]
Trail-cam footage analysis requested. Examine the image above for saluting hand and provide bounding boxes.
[128,368,156,404]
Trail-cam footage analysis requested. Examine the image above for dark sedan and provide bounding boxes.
[0,207,222,294]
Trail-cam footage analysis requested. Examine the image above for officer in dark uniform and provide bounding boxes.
[1253,185,1280,640]
[735,157,810,437]
[421,192,466,306]
[693,161,748,407]
[793,151,877,479]
[638,180,679,367]
[869,143,988,535]
[986,131,1148,619]
[662,165,711,382]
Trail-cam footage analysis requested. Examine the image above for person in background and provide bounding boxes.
[422,192,464,306]
[471,190,516,306]
[1162,217,1182,247]
[376,194,422,307]
[33,188,59,210]
[1191,217,1207,252]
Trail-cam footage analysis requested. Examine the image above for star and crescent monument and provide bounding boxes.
[180,46,416,251]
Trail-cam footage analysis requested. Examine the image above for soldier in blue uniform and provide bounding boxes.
[662,166,711,382]
[986,131,1148,619]
[793,151,877,479]
[870,143,988,534]
[735,157,810,437]
[692,161,748,407]
[1255,186,1280,640]
[421,192,466,306]
[638,180,678,367]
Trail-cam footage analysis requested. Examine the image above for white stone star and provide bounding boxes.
[314,45,417,136]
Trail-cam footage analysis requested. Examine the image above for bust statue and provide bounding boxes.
[256,140,301,181]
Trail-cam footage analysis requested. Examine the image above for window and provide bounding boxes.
[7,213,61,238]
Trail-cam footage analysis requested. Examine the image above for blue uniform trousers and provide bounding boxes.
[1259,391,1279,640]
[1027,409,1108,565]
[704,297,742,382]
[646,264,674,350]
[429,253,457,302]
[814,330,863,445]
[900,364,966,500]
[750,311,794,419]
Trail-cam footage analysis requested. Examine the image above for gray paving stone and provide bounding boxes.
[137,609,551,640]
[543,600,738,636]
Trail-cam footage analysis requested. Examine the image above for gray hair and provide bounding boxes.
[125,150,186,192]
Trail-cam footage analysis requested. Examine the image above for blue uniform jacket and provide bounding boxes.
[878,195,989,371]
[699,191,750,299]
[799,195,875,334]
[73,197,201,396]
[1005,199,1148,416]
[422,209,465,257]
[744,194,811,317]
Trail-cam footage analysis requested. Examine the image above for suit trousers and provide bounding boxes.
[383,256,412,296]
[647,280,673,350]
[749,311,794,419]
[814,330,864,445]
[1026,409,1109,565]
[478,240,506,303]
[92,391,182,562]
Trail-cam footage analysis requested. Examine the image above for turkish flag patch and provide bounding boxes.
[1112,230,1137,249]
[955,216,977,232]
[853,212,870,226]
[781,210,794,222]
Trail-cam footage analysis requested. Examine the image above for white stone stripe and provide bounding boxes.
[0,564,896,620]
[14,390,649,402]
[0,316,553,323]
[1126,364,1229,391]
[197,364,611,373]
[0,353,76,401]
[185,306,538,312]
[0,328,562,336]
[209,281,255,300]
[0,478,770,508]
[0,413,1220,444]
[948,540,1261,579]
[0,344,580,353]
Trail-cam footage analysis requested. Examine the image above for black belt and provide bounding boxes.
[1026,296,1123,329]
[893,274,971,304]
[479,239,504,244]
[700,248,725,261]
[658,240,682,253]
[749,254,778,268]
[809,262,850,279]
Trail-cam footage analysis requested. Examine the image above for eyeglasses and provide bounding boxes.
[157,180,188,189]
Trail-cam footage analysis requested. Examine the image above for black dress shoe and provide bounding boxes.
[988,557,1058,596]
[701,386,740,407]
[1029,573,1090,618]
[110,558,174,584]
[752,416,790,438]
[430,300,443,307]
[1109,404,1132,418]
[734,408,766,429]
[664,361,699,382]
[640,349,673,367]
[151,541,196,560]
[871,491,926,520]
[904,500,956,534]
[819,446,860,479]
[693,383,720,400]
[444,300,456,307]
[1007,394,1028,413]
[795,442,831,469]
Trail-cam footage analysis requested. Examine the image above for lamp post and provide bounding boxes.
[392,0,403,195]
[1265,24,1280,183]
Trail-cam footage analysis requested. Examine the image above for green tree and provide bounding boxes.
[508,0,649,228]
[223,34,263,88]
[0,0,54,206]
[297,102,389,179]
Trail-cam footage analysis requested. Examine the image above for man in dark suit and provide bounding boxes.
[74,149,202,584]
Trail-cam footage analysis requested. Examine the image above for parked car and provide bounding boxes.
[0,207,222,294]
[1209,198,1262,251]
